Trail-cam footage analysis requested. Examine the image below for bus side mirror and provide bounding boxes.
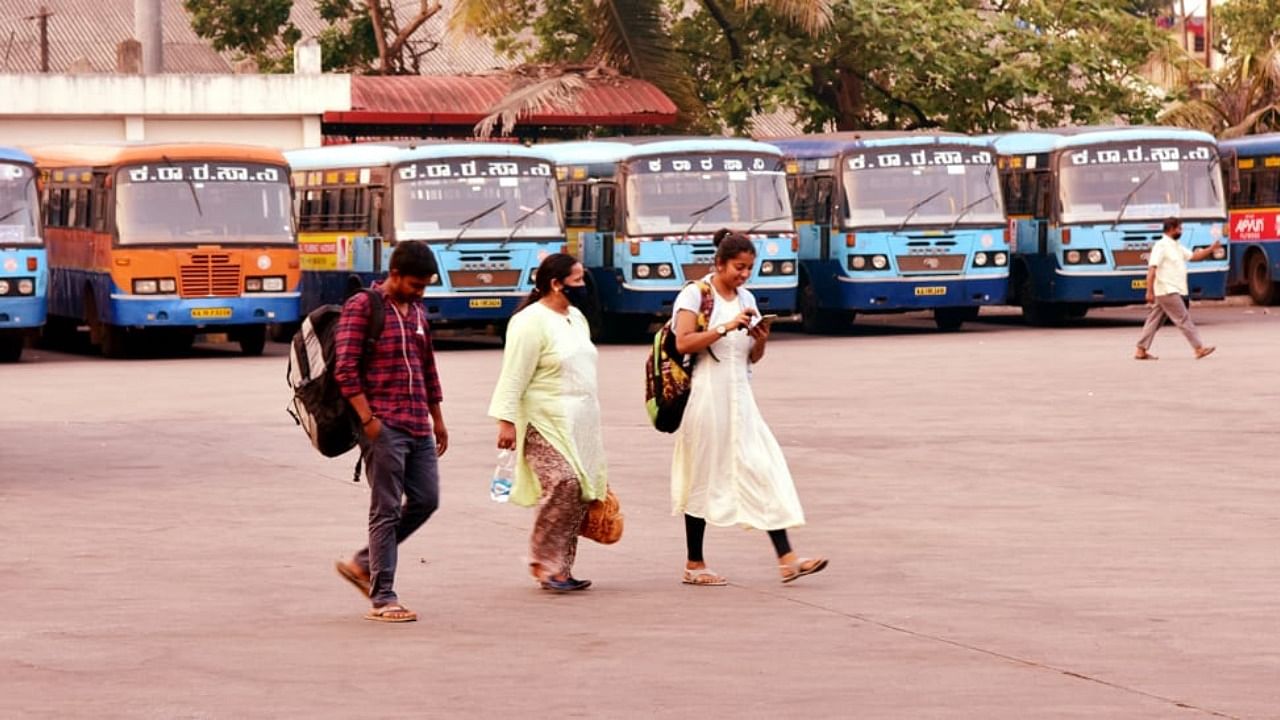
[596,185,617,232]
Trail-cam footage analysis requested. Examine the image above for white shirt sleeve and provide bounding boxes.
[1147,241,1164,268]
[671,283,704,322]
[1179,244,1193,261]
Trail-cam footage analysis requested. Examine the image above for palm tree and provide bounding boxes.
[1160,46,1280,138]
[450,0,834,136]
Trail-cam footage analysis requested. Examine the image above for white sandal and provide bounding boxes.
[682,567,729,586]
[780,557,828,584]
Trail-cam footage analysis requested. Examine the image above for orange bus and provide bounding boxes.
[29,143,299,356]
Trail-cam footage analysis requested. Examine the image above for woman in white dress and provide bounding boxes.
[670,229,827,586]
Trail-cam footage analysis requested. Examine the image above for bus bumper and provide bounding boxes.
[832,274,1008,311]
[0,296,47,329]
[108,293,302,327]
[1049,269,1227,304]
[420,293,524,325]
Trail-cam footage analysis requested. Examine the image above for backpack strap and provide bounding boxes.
[694,280,719,363]
[357,288,385,375]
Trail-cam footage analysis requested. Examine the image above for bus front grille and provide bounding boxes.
[895,255,966,273]
[447,269,521,288]
[1113,250,1151,267]
[181,253,242,297]
[681,263,712,281]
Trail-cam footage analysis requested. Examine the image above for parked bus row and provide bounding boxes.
[3,126,1275,362]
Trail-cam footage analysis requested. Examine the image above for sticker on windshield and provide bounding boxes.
[499,177,518,187]
[728,171,747,182]
[946,165,964,175]
[1160,161,1179,172]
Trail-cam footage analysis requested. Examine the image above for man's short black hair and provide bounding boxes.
[1163,217,1182,233]
[389,240,438,278]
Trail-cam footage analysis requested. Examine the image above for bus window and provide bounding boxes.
[791,176,815,221]
[1254,169,1278,207]
[563,183,595,226]
[814,176,834,224]
[597,184,617,232]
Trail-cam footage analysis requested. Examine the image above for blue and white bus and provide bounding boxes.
[990,127,1228,324]
[543,138,797,340]
[286,142,564,331]
[1219,133,1280,305]
[770,133,1009,332]
[0,147,44,362]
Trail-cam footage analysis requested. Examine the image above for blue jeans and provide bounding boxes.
[354,424,440,606]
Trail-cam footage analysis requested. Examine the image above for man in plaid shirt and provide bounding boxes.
[333,241,448,623]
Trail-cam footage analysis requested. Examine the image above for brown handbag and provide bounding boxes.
[580,489,623,544]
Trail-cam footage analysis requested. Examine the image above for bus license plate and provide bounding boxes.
[191,307,233,319]
[914,286,947,296]
[469,298,502,309]
[1131,279,1147,290]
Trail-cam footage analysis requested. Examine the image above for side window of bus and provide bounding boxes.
[814,177,834,224]
[596,184,617,232]
[563,183,596,226]
[338,187,364,230]
[1033,172,1052,218]
[302,190,322,231]
[1254,169,1278,207]
[53,188,71,227]
[790,176,814,221]
[1232,169,1255,207]
[92,176,108,232]
[77,189,92,230]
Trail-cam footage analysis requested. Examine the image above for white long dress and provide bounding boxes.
[670,284,806,530]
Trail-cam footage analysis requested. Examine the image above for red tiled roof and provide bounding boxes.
[330,74,678,128]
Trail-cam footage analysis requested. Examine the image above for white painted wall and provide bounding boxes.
[0,73,351,150]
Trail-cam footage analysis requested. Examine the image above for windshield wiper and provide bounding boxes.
[746,214,792,234]
[449,200,506,248]
[0,207,24,223]
[162,154,202,217]
[501,199,552,248]
[895,189,947,232]
[946,192,995,232]
[1111,171,1155,229]
[681,194,730,242]
[1207,154,1222,205]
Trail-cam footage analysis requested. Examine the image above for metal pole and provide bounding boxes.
[1205,0,1212,68]
[134,0,162,74]
[38,6,49,73]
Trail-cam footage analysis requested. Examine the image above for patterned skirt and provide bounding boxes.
[524,426,590,580]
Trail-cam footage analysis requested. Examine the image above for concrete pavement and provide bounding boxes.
[2,304,1278,719]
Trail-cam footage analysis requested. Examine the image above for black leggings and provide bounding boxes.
[685,514,791,561]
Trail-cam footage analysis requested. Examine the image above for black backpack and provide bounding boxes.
[287,283,384,469]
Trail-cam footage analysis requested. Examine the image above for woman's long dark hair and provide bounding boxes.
[517,252,580,311]
[712,228,757,266]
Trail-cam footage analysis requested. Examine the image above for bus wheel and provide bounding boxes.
[1066,304,1089,320]
[269,322,300,343]
[0,335,23,363]
[85,293,131,358]
[933,307,968,332]
[238,326,268,356]
[602,315,652,344]
[799,279,845,334]
[1017,273,1064,326]
[1247,251,1278,305]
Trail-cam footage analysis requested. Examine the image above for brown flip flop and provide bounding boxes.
[335,560,371,598]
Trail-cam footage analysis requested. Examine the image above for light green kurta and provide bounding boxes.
[487,302,608,507]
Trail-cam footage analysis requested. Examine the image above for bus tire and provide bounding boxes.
[269,322,300,343]
[1246,251,1278,306]
[0,335,23,363]
[1017,271,1065,326]
[933,307,968,332]
[238,326,268,356]
[85,292,131,358]
[1066,304,1089,320]
[798,278,846,334]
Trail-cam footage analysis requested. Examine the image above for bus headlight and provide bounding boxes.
[262,277,286,292]
[974,253,989,267]
[133,279,159,294]
[994,252,1008,267]
[245,278,263,292]
[158,278,177,293]
[656,264,673,279]
[849,255,867,271]
[1065,250,1082,265]
[17,279,34,295]
[0,280,9,295]
[871,255,888,270]
[633,264,651,279]
[1087,249,1104,264]
[760,261,776,275]
[780,261,795,275]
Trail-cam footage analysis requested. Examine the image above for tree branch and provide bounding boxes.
[700,0,743,67]
[387,1,443,70]
[366,0,391,74]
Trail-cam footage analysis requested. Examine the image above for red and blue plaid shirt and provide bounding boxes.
[334,283,443,438]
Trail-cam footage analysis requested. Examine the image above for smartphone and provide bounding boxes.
[752,313,779,328]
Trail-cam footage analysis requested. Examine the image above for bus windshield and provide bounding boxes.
[115,161,293,245]
[0,162,40,244]
[841,146,1003,229]
[393,158,560,240]
[624,154,792,236]
[1058,143,1224,224]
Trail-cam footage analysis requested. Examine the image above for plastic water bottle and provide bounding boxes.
[490,449,514,503]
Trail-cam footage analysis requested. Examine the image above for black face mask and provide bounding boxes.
[562,284,591,309]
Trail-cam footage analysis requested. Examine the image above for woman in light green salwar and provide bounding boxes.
[488,253,607,593]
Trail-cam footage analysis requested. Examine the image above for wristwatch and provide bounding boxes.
[715,324,728,336]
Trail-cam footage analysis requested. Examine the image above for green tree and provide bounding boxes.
[183,0,442,73]
[1214,0,1280,57]
[1161,48,1280,137]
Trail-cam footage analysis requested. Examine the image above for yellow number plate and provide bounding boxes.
[1131,279,1147,290]
[914,286,947,296]
[191,307,233,319]
[469,298,502,309]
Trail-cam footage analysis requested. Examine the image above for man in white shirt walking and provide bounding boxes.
[1134,217,1221,360]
